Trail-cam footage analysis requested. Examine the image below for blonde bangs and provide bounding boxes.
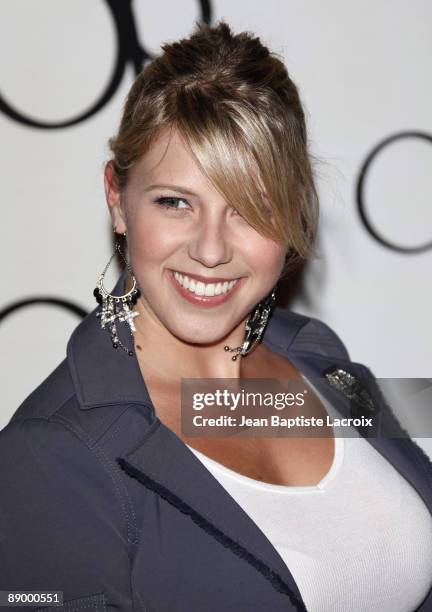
[176,110,281,242]
[174,91,316,259]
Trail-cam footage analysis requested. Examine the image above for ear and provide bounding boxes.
[104,161,127,234]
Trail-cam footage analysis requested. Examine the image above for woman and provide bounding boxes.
[0,20,431,612]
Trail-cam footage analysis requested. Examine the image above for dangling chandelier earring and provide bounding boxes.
[224,286,277,361]
[93,228,141,356]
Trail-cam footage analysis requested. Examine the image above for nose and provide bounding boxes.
[187,211,233,268]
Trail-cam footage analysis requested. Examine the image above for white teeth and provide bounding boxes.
[205,283,215,297]
[195,281,205,296]
[173,272,239,297]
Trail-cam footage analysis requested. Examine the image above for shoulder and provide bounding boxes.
[8,357,76,423]
[4,356,108,447]
[271,307,351,361]
[1,357,139,503]
[0,358,136,537]
[0,367,119,503]
[293,314,351,361]
[6,356,123,442]
[0,377,137,588]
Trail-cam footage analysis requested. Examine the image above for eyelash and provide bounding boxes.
[153,196,190,210]
[153,196,241,216]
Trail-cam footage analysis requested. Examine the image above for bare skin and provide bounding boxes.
[133,324,335,488]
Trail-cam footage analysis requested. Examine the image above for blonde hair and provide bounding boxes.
[108,20,320,278]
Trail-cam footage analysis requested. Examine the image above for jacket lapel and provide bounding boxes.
[117,416,307,611]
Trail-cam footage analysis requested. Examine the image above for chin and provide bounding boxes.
[166,317,235,347]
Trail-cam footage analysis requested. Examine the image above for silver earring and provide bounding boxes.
[224,287,277,360]
[93,229,141,356]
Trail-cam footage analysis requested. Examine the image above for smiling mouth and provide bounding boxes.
[172,271,240,297]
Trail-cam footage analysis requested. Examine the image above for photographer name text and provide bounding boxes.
[192,414,373,428]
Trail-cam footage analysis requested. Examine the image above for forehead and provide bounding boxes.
[131,127,205,185]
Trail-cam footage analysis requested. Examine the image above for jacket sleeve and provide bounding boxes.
[0,416,130,604]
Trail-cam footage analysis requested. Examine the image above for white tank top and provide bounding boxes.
[186,375,432,612]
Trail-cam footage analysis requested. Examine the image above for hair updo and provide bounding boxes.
[108,20,320,278]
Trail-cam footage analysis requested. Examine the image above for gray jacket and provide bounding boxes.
[1,270,431,611]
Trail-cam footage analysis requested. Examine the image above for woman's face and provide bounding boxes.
[105,127,286,345]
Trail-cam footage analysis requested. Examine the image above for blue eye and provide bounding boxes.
[154,196,190,210]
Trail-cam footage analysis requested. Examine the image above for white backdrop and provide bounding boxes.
[1,1,431,454]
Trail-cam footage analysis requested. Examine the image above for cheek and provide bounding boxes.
[127,215,179,266]
[244,237,286,277]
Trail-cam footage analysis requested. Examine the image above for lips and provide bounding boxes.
[173,271,239,296]
[167,269,245,307]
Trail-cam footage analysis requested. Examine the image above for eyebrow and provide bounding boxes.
[144,183,198,196]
